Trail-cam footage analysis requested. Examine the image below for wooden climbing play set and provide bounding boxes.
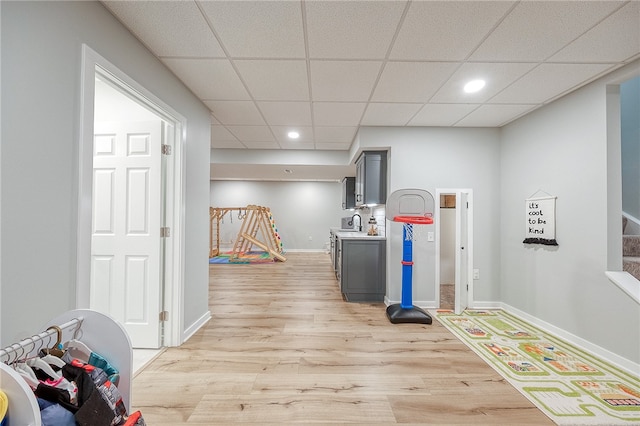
[209,205,286,262]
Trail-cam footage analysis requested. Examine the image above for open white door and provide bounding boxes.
[91,120,163,348]
[454,192,469,314]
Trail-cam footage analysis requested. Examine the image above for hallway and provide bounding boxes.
[131,252,551,424]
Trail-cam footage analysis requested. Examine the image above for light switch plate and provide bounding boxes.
[427,232,434,242]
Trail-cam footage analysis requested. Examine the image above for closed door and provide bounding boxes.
[91,120,163,348]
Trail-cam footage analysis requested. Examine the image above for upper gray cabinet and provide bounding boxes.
[341,177,355,210]
[355,151,387,206]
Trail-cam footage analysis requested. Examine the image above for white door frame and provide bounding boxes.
[435,189,474,311]
[77,44,185,347]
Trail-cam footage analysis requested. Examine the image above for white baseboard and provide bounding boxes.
[284,249,327,253]
[181,310,211,344]
[469,301,502,310]
[501,303,639,377]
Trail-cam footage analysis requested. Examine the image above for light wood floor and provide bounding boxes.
[132,252,552,425]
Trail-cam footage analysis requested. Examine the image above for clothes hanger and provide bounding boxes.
[14,362,39,389]
[33,334,66,368]
[27,356,62,381]
[40,353,66,369]
[16,336,61,380]
[13,345,39,389]
[42,326,66,358]
[63,339,93,362]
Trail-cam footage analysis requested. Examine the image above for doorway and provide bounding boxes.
[436,189,473,314]
[77,45,185,349]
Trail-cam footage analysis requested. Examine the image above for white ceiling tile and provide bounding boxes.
[211,125,239,141]
[361,103,422,126]
[470,1,624,61]
[225,126,274,142]
[549,2,640,63]
[211,139,245,149]
[278,142,316,150]
[313,102,367,126]
[430,62,537,103]
[198,1,305,58]
[315,142,353,151]
[242,141,282,150]
[163,59,249,100]
[371,62,459,102]
[390,1,515,60]
[455,104,537,127]
[258,102,312,126]
[408,104,480,127]
[270,126,314,143]
[313,127,358,143]
[103,1,225,58]
[235,60,309,101]
[305,1,406,59]
[310,61,382,101]
[491,63,615,104]
[205,101,265,126]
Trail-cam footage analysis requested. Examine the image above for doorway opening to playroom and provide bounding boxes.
[77,44,186,350]
[436,189,473,314]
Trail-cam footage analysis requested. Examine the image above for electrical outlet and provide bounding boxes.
[473,269,480,280]
[308,236,313,241]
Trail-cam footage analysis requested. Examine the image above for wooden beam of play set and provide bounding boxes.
[209,205,285,262]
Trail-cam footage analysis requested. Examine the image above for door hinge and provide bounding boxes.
[160,227,171,237]
[161,144,172,155]
[159,311,169,322]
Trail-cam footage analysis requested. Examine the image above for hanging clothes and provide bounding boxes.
[37,398,75,426]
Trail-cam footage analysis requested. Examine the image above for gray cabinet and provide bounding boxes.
[339,238,386,302]
[341,177,355,209]
[355,151,387,206]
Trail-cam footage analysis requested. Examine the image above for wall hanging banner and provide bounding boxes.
[523,195,558,246]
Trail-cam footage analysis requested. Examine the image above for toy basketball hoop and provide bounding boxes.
[393,214,433,242]
[386,189,435,325]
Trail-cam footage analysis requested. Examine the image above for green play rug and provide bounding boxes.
[435,309,640,425]
[209,251,274,264]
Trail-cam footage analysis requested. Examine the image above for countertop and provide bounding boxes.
[330,228,386,240]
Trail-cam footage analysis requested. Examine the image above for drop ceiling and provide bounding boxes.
[102,0,640,181]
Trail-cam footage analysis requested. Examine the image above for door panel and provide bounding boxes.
[454,192,469,314]
[92,121,163,348]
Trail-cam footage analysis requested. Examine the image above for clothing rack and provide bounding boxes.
[0,309,133,426]
[0,317,83,364]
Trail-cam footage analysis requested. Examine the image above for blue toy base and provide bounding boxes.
[386,304,432,324]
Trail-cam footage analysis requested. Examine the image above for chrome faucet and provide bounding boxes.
[349,213,362,231]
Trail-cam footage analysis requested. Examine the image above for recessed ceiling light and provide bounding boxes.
[464,79,486,93]
[287,131,300,139]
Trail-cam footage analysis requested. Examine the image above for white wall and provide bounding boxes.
[1,1,211,345]
[210,180,346,251]
[500,60,640,366]
[356,127,501,305]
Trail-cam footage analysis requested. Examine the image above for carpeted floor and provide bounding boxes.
[440,283,454,309]
[435,309,640,425]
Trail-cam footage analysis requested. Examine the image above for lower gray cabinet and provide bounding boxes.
[340,239,386,302]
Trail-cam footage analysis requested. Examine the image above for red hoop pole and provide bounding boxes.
[393,215,433,224]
